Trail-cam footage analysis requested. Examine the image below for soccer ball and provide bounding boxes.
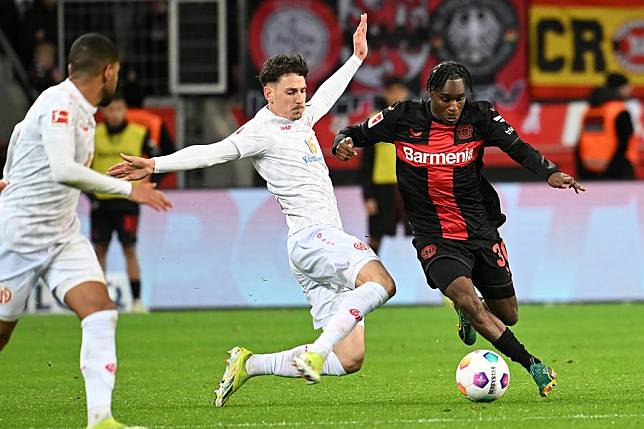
[455,350,510,402]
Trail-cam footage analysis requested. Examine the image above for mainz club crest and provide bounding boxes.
[249,0,341,85]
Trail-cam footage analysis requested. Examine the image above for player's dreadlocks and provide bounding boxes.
[426,60,474,97]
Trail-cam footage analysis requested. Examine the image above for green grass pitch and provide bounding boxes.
[1,303,643,428]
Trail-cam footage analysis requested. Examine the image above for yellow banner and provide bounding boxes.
[529,5,644,97]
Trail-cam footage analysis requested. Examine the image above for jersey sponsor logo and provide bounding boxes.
[409,128,423,138]
[402,146,474,166]
[281,125,292,131]
[421,244,437,260]
[353,241,370,251]
[0,286,12,304]
[456,124,473,139]
[368,111,384,128]
[51,110,69,126]
[349,308,363,322]
[302,154,324,164]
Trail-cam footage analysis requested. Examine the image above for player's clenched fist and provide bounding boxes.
[332,136,358,161]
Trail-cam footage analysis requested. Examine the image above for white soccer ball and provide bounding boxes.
[455,350,510,402]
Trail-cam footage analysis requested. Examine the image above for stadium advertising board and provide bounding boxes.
[26,183,644,313]
[529,0,644,99]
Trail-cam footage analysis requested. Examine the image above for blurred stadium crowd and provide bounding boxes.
[0,0,642,188]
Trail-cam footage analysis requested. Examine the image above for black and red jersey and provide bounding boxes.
[337,99,559,240]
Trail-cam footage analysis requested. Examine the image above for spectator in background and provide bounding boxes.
[29,41,62,94]
[361,76,412,254]
[25,0,58,46]
[120,65,144,108]
[577,72,638,180]
[90,92,157,313]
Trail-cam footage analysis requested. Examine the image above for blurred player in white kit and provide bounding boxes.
[107,14,396,407]
[0,33,171,429]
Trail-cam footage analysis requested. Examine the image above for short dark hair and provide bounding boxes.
[606,72,629,89]
[258,54,308,86]
[382,76,408,90]
[426,60,473,96]
[68,33,119,76]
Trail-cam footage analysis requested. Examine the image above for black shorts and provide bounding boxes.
[368,184,412,237]
[90,198,140,246]
[412,233,515,300]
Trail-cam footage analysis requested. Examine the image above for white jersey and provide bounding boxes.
[154,55,363,235]
[0,79,131,253]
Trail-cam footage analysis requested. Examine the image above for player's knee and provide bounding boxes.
[78,299,117,319]
[0,328,14,351]
[357,261,396,297]
[341,351,365,374]
[500,309,519,326]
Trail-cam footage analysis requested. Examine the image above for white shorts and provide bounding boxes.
[0,233,105,321]
[287,225,379,329]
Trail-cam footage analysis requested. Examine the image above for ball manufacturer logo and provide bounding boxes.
[0,287,12,304]
[421,244,437,260]
[349,308,363,321]
[353,241,369,251]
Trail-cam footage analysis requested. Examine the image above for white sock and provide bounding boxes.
[309,282,389,358]
[246,345,346,377]
[80,309,118,427]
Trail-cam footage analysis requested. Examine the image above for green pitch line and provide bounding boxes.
[1,303,643,429]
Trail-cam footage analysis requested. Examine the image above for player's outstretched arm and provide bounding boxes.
[547,172,586,194]
[108,138,242,178]
[353,13,368,61]
[308,13,368,124]
[0,180,7,193]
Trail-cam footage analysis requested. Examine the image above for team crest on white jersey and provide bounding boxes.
[305,136,318,154]
[0,286,12,304]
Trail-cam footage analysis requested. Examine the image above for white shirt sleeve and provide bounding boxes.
[153,126,269,173]
[307,55,362,125]
[40,105,132,197]
[1,122,21,182]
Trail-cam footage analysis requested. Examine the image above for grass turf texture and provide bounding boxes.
[1,304,643,429]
